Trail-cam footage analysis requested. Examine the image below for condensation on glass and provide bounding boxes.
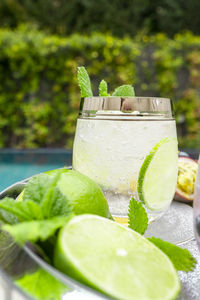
[73,97,178,222]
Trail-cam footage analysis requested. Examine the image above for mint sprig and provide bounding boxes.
[0,197,43,222]
[0,172,73,245]
[128,197,148,235]
[112,85,135,97]
[128,197,196,272]
[99,79,109,96]
[16,268,68,300]
[77,66,136,97]
[23,173,72,218]
[77,66,93,98]
[148,237,196,272]
[4,216,71,245]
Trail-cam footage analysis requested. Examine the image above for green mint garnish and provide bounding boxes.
[0,172,73,245]
[77,66,93,98]
[112,85,135,97]
[77,66,136,97]
[148,237,197,272]
[23,172,72,218]
[99,79,109,96]
[128,197,148,235]
[0,197,42,222]
[3,216,70,245]
[16,268,68,300]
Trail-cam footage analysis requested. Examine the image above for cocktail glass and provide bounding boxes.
[194,156,200,250]
[73,97,178,225]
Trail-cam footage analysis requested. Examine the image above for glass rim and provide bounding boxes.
[79,96,174,120]
[84,96,170,100]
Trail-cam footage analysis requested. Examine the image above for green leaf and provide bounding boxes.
[47,187,72,218]
[24,201,44,220]
[16,268,69,300]
[40,172,61,216]
[3,216,71,245]
[148,237,197,272]
[23,173,53,205]
[112,85,135,97]
[99,79,109,96]
[40,172,72,218]
[77,66,93,98]
[128,197,148,235]
[0,171,73,245]
[0,198,42,222]
[0,205,18,225]
[23,172,72,218]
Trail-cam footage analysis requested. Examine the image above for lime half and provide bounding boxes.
[18,169,112,219]
[138,137,178,211]
[54,214,180,300]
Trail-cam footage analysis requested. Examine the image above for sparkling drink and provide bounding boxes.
[73,97,178,223]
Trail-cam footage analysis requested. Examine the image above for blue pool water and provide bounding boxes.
[0,149,72,191]
[0,148,198,192]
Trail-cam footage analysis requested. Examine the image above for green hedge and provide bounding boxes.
[0,26,199,149]
[1,0,200,37]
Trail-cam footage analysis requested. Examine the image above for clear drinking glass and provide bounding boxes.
[194,156,200,250]
[73,97,178,224]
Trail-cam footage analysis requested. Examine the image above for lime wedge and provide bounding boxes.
[54,214,180,300]
[138,137,178,211]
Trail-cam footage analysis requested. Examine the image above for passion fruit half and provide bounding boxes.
[175,155,198,203]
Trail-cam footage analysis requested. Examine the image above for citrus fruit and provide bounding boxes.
[138,137,178,211]
[54,214,180,300]
[19,169,112,219]
[175,155,198,203]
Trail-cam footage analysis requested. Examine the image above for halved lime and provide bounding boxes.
[17,169,112,219]
[138,137,178,211]
[54,214,180,300]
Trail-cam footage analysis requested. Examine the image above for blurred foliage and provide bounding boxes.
[1,0,200,37]
[0,26,199,149]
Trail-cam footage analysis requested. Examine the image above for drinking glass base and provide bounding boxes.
[144,201,194,245]
[114,202,194,245]
[106,190,166,223]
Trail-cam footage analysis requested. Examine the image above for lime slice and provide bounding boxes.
[54,214,180,300]
[138,137,178,211]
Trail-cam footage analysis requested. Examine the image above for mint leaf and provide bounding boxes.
[148,237,196,272]
[40,173,60,217]
[77,66,93,98]
[24,200,44,220]
[128,197,148,235]
[3,216,71,245]
[0,201,18,225]
[0,198,42,222]
[46,187,72,218]
[16,268,69,300]
[99,79,109,96]
[112,85,135,97]
[0,171,73,245]
[23,172,72,218]
[23,173,53,204]
[39,172,71,218]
